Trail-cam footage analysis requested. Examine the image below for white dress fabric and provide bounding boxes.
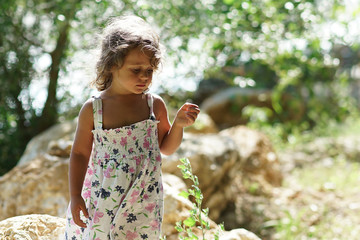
[65,94,163,240]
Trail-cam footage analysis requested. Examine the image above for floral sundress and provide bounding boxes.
[65,94,163,240]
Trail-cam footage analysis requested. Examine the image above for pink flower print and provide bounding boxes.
[127,129,132,136]
[113,139,117,144]
[120,137,127,147]
[134,156,141,166]
[156,155,161,162]
[147,126,152,137]
[130,196,137,205]
[125,230,138,240]
[89,220,94,230]
[141,180,146,188]
[104,152,110,159]
[93,211,104,223]
[129,167,135,173]
[143,138,150,149]
[131,190,140,197]
[145,202,156,213]
[87,168,94,176]
[76,229,81,235]
[143,194,149,200]
[132,136,136,141]
[123,212,128,217]
[98,109,102,115]
[150,219,159,231]
[83,190,91,199]
[104,167,113,178]
[95,238,101,240]
[84,179,91,188]
[129,191,139,204]
[129,148,134,154]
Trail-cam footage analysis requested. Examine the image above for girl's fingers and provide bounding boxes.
[73,210,83,227]
[182,103,200,112]
[80,204,89,219]
[72,207,88,228]
[186,112,198,121]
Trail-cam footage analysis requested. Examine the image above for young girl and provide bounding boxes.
[65,15,200,239]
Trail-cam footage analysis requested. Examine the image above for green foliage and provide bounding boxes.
[1,0,359,176]
[175,158,224,240]
[0,0,149,174]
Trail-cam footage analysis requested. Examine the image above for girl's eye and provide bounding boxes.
[147,69,154,74]
[132,69,140,73]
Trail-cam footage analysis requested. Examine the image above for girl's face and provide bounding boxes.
[110,47,154,95]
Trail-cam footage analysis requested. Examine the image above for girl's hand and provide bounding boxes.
[173,103,200,128]
[70,195,89,228]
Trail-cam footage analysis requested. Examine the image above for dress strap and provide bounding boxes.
[146,94,156,120]
[92,96,103,130]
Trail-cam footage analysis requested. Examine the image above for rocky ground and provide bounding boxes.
[241,134,360,240]
[268,135,360,240]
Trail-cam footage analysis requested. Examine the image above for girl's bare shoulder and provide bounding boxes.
[152,94,167,115]
[77,98,95,128]
[80,98,94,115]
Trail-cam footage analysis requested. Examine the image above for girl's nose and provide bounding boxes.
[140,70,151,79]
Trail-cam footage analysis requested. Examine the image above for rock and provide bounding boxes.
[220,126,282,187]
[217,126,282,231]
[47,139,73,158]
[0,214,65,240]
[162,126,282,224]
[201,87,304,129]
[0,155,69,221]
[162,173,193,236]
[162,132,239,220]
[185,112,219,134]
[162,174,220,239]
[0,214,261,240]
[18,119,76,166]
[220,228,262,240]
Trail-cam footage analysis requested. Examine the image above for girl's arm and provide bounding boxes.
[68,99,94,227]
[154,95,200,155]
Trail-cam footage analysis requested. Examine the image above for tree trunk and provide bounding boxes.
[37,0,81,133]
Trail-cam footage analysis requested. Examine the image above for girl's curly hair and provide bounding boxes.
[91,15,162,91]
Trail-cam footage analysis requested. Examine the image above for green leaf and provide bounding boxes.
[179,190,190,199]
[175,221,184,232]
[202,208,209,216]
[177,164,186,170]
[184,216,196,227]
[188,189,195,196]
[223,0,234,5]
[193,175,199,185]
